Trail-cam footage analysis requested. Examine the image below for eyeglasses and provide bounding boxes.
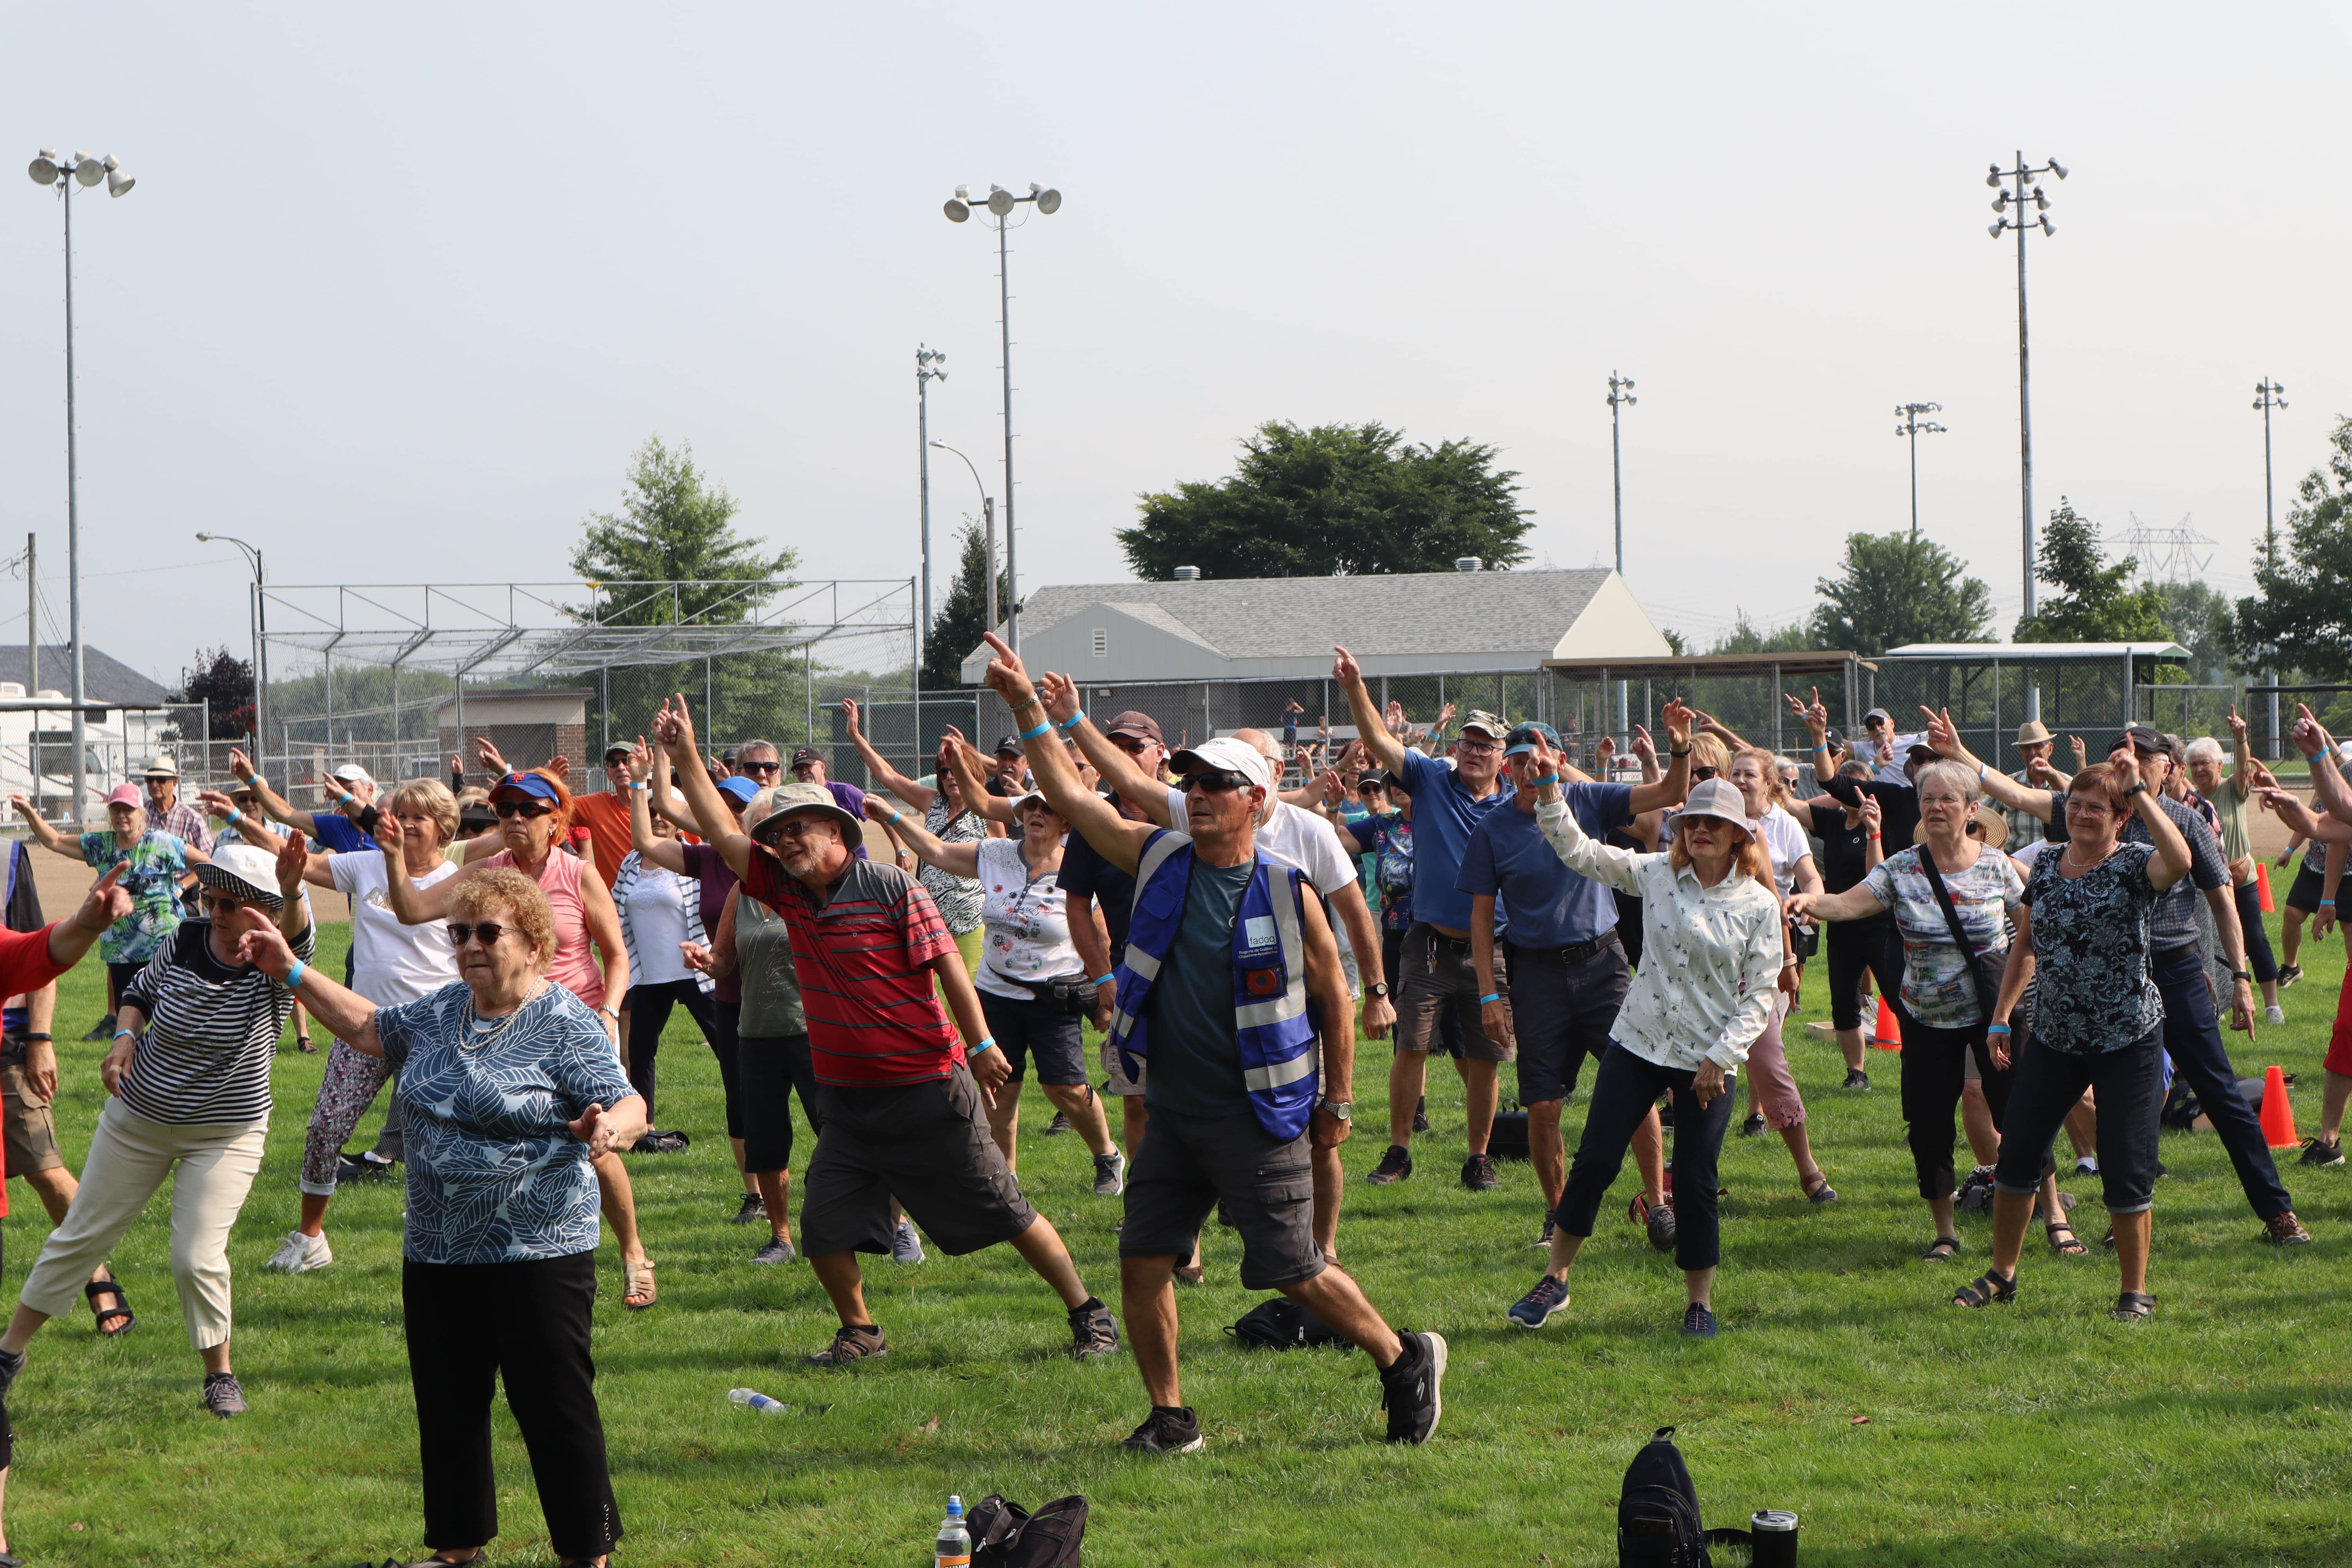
[1691,766,1720,781]
[766,817,828,838]
[445,921,510,947]
[740,760,783,775]
[199,893,247,915]
[1455,739,1500,757]
[1181,772,1252,795]
[1108,735,1153,756]
[492,800,554,820]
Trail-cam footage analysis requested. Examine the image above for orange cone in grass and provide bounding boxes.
[2260,1065,2298,1149]
[2256,860,2275,914]
[1869,996,1903,1051]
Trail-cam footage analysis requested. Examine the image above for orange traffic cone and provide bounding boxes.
[2259,1064,2298,1149]
[2256,861,2276,914]
[1869,996,1904,1051]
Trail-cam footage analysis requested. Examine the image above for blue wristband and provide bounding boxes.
[1532,775,1561,788]
[1018,720,1051,742]
[1985,1023,2010,1035]
[1478,992,1501,1005]
[225,808,244,824]
[2321,899,2336,908]
[969,1036,997,1054]
[1057,709,1086,733]
[284,958,307,990]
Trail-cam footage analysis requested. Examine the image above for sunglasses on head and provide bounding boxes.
[1181,771,1252,795]
[492,800,554,820]
[445,921,510,948]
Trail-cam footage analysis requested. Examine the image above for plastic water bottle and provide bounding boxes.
[935,1495,972,1567]
[727,1387,787,1414]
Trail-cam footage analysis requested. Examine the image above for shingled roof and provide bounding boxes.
[0,643,174,706]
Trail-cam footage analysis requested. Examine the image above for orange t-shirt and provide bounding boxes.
[568,792,633,891]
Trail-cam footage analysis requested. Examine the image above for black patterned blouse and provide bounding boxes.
[2019,842,2163,1054]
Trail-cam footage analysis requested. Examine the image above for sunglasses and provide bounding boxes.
[199,893,250,915]
[492,800,554,820]
[1181,771,1252,795]
[1691,766,1720,781]
[1108,735,1154,756]
[740,760,783,775]
[445,921,510,948]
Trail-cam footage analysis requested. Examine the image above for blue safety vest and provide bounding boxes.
[1108,828,1319,1142]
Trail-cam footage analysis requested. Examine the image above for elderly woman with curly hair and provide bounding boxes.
[243,869,645,1568]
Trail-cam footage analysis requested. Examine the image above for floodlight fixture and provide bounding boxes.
[27,153,57,185]
[944,196,970,222]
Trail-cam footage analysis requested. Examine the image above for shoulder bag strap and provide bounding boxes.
[1916,849,1993,1013]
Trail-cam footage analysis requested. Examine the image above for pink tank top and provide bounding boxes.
[485,847,604,1008]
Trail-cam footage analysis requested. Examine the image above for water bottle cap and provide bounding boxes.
[947,1495,964,1515]
[1752,1509,1800,1532]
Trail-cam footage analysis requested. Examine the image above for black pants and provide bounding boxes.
[1826,916,1905,1033]
[404,1251,620,1560]
[708,998,744,1140]
[1996,1027,2166,1214]
[1554,1045,1737,1272]
[2234,881,2278,985]
[106,961,142,1015]
[740,1033,820,1174]
[2151,945,2293,1220]
[619,978,717,1123]
[1900,1021,2009,1200]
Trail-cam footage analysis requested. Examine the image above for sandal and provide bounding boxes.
[1803,1173,1838,1205]
[1951,1268,2017,1308]
[2045,1220,2088,1257]
[1921,1236,1960,1263]
[2111,1290,2155,1322]
[85,1276,136,1336]
[622,1258,657,1311]
[295,1033,319,1054]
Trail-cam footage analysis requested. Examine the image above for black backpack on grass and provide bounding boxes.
[1224,1297,1348,1350]
[968,1493,1088,1568]
[1619,1427,1710,1567]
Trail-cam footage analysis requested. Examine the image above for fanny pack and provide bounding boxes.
[1018,976,1096,1018]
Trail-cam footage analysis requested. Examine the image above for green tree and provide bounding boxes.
[2149,579,2238,683]
[1707,612,1817,656]
[1117,421,1533,581]
[1806,532,1994,655]
[569,437,802,742]
[2237,415,2352,682]
[922,519,1011,689]
[2012,498,2167,644]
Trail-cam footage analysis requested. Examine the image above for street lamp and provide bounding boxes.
[27,146,135,825]
[2254,377,2288,756]
[931,440,999,636]
[1606,371,1636,743]
[195,534,265,760]
[1894,402,1947,538]
[915,345,948,674]
[942,181,1061,652]
[1986,151,2067,624]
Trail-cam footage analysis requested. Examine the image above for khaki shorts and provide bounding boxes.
[2,1060,63,1176]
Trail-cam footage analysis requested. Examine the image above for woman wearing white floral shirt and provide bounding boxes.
[1503,748,1783,1341]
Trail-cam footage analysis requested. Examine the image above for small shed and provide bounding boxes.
[430,688,593,775]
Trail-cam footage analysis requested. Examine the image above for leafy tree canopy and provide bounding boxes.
[2237,416,2352,682]
[571,436,797,626]
[924,519,1011,689]
[2149,579,2237,684]
[1117,421,1533,581]
[169,646,254,739]
[1706,612,1817,656]
[1807,532,1994,656]
[2013,498,2167,644]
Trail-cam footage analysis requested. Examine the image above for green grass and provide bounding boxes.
[7,915,2352,1566]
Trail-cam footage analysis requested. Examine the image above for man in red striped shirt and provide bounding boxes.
[657,698,1118,1367]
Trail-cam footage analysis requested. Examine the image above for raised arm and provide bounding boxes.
[2225,706,2256,802]
[1626,700,1694,814]
[2291,707,2352,825]
[866,793,980,878]
[938,728,1017,827]
[228,746,320,835]
[9,795,80,860]
[654,695,757,882]
[1036,671,1175,828]
[1924,705,2053,823]
[842,698,939,811]
[981,634,1156,874]
[1333,646,1408,776]
[1522,735,1644,895]
[238,921,386,1055]
[2113,752,2190,891]
[622,739,690,874]
[40,862,132,973]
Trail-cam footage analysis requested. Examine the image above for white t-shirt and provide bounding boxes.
[1157,784,1358,953]
[2010,838,2060,875]
[1868,732,1928,786]
[328,854,461,1006]
[975,835,1082,999]
[621,863,695,985]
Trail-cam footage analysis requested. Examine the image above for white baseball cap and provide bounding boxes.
[1168,736,1272,792]
[332,763,375,786]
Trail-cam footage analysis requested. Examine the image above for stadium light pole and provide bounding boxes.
[931,440,998,636]
[2255,377,2287,757]
[194,534,265,758]
[915,345,947,677]
[1606,371,1636,747]
[1987,151,2067,624]
[1895,403,1946,538]
[27,146,134,826]
[943,182,1060,653]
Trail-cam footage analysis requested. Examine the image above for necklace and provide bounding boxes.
[2063,843,2111,870]
[461,980,548,1051]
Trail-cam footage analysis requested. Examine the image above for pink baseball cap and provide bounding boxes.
[103,783,141,809]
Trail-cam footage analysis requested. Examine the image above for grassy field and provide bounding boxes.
[4,913,2350,1567]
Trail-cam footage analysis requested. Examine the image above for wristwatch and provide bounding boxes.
[2230,970,2253,983]
[1365,980,1390,999]
[2125,782,2149,797]
[1320,1099,1352,1122]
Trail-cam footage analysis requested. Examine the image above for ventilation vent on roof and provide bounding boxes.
[1454,557,1483,572]
[1171,565,1201,581]
[1091,627,1107,658]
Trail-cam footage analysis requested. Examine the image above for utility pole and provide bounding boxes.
[1607,371,1635,743]
[2256,377,2288,758]
[1987,151,2068,621]
[915,345,947,676]
[1895,403,1946,537]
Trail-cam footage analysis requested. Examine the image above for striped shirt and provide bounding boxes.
[119,918,316,1125]
[740,852,962,1087]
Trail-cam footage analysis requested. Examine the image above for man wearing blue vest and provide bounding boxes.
[984,635,1446,1454]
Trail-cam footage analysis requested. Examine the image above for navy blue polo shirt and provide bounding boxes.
[1455,784,1633,949]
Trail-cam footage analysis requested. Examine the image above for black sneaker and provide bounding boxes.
[202,1371,248,1416]
[731,1192,769,1224]
[1530,1215,1556,1250]
[82,1013,116,1043]
[2279,964,2305,989]
[1460,1152,1499,1192]
[337,1152,395,1184]
[1679,1304,1719,1339]
[0,1345,24,1397]
[1366,1145,1413,1185]
[2298,1138,2345,1169]
[1069,1298,1121,1359]
[1379,1330,1447,1444]
[752,1236,796,1265]
[1121,1405,1204,1454]
[1042,1110,1074,1138]
[1412,1096,1430,1135]
[1739,1112,1766,1138]
[1507,1275,1569,1328]
[806,1323,888,1366]
[1647,1200,1678,1254]
[1841,1068,1870,1091]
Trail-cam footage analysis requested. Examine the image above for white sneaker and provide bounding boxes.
[2268,1005,2287,1025]
[265,1230,332,1272]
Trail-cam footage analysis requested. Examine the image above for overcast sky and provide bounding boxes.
[4,2,2348,691]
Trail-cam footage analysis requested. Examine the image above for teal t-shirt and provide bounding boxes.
[1141,858,1253,1120]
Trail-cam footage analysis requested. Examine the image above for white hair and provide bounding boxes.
[1911,758,1982,804]
[2184,737,2224,765]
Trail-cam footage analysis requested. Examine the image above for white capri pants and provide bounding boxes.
[20,1097,268,1350]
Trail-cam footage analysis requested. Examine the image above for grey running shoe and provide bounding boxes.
[1379,1331,1447,1444]
[1507,1276,1569,1328]
[203,1371,249,1416]
[1069,1298,1121,1359]
[1121,1405,1204,1454]
[1366,1145,1413,1185]
[752,1236,796,1265]
[1042,1111,1074,1137]
[731,1192,769,1224]
[1679,1304,1719,1339]
[892,1218,926,1264]
[1530,1215,1556,1250]
[1093,1149,1127,1197]
[1460,1152,1498,1192]
[1647,1200,1678,1254]
[2298,1138,2345,1169]
[806,1323,888,1366]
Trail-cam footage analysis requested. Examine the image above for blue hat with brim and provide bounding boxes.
[1504,721,1562,757]
[717,775,759,806]
[489,771,563,804]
